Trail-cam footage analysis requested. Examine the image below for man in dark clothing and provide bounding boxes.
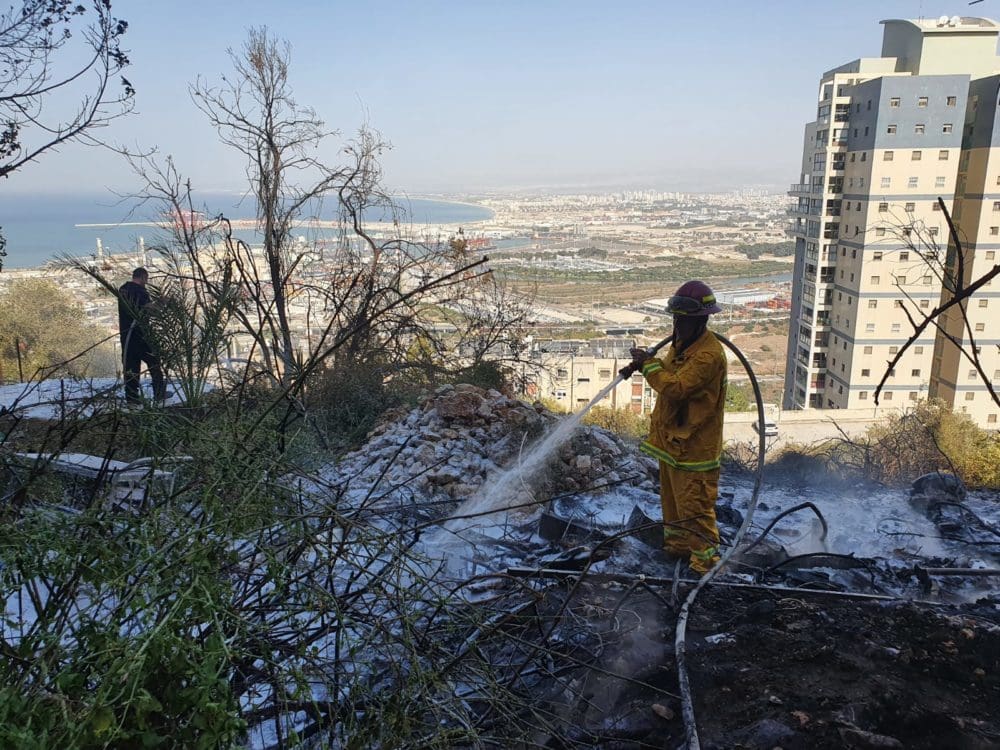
[118,267,165,404]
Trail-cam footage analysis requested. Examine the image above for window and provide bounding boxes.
[884,150,894,161]
[599,368,611,379]
[887,124,897,134]
[969,370,978,379]
[912,150,922,161]
[890,97,900,107]
[866,322,876,332]
[976,322,986,332]
[894,299,903,307]
[862,368,870,376]
[935,176,946,188]
[911,369,921,377]
[965,392,975,401]
[873,251,883,260]
[859,391,868,400]
[897,275,907,284]
[556,369,568,378]
[863,346,873,354]
[876,227,886,237]
[868,299,878,308]
[881,176,891,188]
[909,392,918,401]
[889,346,899,354]
[918,96,928,107]
[915,124,925,134]
[878,202,889,212]
[987,251,996,260]
[908,177,919,188]
[900,251,909,261]
[892,323,901,332]
[942,124,953,134]
[947,95,957,106]
[884,392,894,401]
[861,152,867,161]
[871,275,880,284]
[989,414,997,424]
[939,150,949,160]
[993,201,1000,211]
[929,227,939,236]
[905,202,915,212]
[920,299,930,308]
[914,346,923,354]
[979,299,989,308]
[923,275,932,285]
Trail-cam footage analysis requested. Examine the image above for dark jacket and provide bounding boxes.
[118,280,152,348]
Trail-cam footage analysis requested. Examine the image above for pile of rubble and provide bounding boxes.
[322,383,658,510]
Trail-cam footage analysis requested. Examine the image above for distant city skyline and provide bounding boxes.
[4,1,984,195]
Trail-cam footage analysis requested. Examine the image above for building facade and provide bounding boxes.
[784,16,1000,429]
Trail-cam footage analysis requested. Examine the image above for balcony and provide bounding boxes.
[787,205,818,216]
[788,183,813,196]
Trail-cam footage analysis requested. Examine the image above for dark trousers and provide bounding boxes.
[122,338,164,403]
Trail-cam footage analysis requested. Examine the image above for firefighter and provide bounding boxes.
[619,280,727,574]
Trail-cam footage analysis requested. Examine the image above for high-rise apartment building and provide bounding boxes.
[784,16,1000,429]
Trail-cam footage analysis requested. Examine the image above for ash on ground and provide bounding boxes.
[306,384,1000,748]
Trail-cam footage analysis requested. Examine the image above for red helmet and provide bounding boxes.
[667,280,722,316]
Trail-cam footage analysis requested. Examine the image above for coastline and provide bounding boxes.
[1,195,496,270]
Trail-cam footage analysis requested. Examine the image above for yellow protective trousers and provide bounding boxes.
[658,462,721,574]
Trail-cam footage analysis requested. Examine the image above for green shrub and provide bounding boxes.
[583,405,649,442]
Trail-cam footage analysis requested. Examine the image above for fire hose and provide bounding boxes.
[673,331,766,750]
[609,329,767,749]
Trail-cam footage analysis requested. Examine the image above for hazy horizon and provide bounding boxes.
[4,1,982,196]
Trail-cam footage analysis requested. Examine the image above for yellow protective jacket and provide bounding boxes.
[639,330,727,471]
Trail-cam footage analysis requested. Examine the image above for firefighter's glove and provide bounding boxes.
[618,362,638,379]
[629,347,651,365]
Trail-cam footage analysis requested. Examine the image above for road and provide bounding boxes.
[725,414,875,450]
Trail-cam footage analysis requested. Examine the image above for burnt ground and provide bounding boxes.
[545,582,1000,750]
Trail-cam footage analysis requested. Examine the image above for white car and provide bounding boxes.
[753,420,779,437]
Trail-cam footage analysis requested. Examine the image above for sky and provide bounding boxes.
[4,0,990,196]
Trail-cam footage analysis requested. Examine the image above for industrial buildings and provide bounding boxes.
[784,16,1000,429]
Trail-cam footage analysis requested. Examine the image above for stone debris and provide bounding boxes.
[321,384,657,514]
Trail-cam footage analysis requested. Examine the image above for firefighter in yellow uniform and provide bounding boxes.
[619,280,727,574]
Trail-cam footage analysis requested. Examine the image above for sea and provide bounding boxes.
[0,192,494,269]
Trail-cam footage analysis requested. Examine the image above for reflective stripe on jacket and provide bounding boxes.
[638,330,727,472]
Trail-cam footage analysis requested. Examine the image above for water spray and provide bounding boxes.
[433,333,677,548]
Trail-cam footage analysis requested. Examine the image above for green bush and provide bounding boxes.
[774,399,1000,488]
[583,405,649,442]
[307,360,400,450]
